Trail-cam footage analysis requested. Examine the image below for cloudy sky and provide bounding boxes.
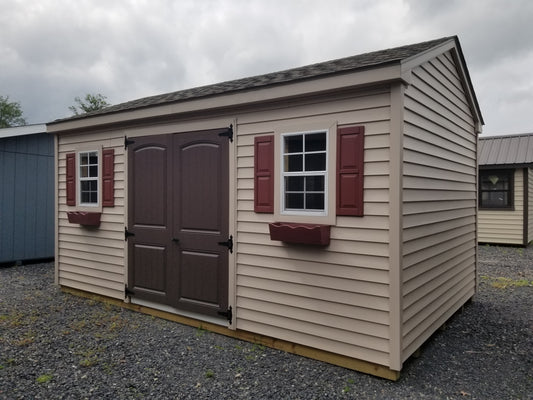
[1,0,532,136]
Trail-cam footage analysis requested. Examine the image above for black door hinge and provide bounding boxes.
[125,286,135,296]
[125,228,135,241]
[125,137,135,148]
[218,306,233,324]
[218,235,233,253]
[218,124,233,142]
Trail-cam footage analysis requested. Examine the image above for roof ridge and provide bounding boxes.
[480,132,533,140]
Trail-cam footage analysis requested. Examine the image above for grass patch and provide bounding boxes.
[195,325,206,338]
[14,337,34,346]
[76,347,103,367]
[480,275,533,289]
[36,374,53,384]
[14,331,36,347]
[70,310,128,338]
[71,319,88,331]
[102,361,117,375]
[242,342,266,361]
[0,312,25,327]
[342,377,355,393]
[0,358,16,369]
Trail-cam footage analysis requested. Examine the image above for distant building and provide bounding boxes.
[478,133,533,246]
[0,124,54,264]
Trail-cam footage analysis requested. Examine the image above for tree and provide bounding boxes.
[69,93,110,115]
[0,95,27,128]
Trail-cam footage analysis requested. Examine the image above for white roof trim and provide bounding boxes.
[0,124,47,139]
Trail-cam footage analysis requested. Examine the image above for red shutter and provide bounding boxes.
[254,135,274,213]
[102,148,115,207]
[336,126,364,216]
[66,153,76,206]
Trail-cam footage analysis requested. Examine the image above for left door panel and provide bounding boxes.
[127,134,175,305]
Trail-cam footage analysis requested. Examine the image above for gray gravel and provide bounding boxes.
[1,245,532,399]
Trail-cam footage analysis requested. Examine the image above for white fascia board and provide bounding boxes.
[0,123,47,139]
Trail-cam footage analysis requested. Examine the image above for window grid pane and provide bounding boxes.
[305,133,326,152]
[305,153,326,171]
[282,131,327,213]
[479,170,512,209]
[79,151,99,205]
[284,154,303,172]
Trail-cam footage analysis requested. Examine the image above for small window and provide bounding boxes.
[479,170,513,209]
[79,151,99,205]
[281,131,327,215]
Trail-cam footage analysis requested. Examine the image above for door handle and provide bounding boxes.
[218,235,233,253]
[172,238,180,243]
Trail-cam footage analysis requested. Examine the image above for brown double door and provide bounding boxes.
[127,129,229,320]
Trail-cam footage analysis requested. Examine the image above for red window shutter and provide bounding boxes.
[102,149,115,207]
[336,126,365,216]
[254,135,274,213]
[66,153,76,206]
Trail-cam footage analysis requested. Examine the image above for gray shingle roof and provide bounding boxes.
[479,133,533,167]
[51,36,457,123]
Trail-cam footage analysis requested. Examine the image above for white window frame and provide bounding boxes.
[280,129,329,217]
[76,148,102,209]
[273,121,337,225]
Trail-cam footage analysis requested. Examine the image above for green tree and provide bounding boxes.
[0,95,27,128]
[69,93,110,115]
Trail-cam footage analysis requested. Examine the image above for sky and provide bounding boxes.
[1,0,532,136]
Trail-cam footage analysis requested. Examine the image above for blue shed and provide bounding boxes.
[0,124,54,264]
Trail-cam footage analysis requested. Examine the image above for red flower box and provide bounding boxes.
[67,211,101,227]
[269,222,331,246]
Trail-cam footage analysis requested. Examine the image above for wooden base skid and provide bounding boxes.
[61,286,400,381]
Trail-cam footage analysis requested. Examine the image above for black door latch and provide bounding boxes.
[218,306,233,324]
[218,235,233,253]
[124,228,135,241]
[218,124,233,142]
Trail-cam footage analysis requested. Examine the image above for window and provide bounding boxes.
[253,125,364,223]
[479,169,513,209]
[79,151,99,205]
[281,131,327,215]
[66,148,115,209]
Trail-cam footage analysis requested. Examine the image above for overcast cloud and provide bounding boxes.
[1,0,532,136]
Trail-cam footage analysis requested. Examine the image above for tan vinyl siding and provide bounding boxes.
[401,51,477,361]
[235,89,393,366]
[529,168,533,244]
[57,131,126,299]
[478,169,524,245]
[49,38,484,378]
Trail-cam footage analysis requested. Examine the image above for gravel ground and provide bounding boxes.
[0,245,532,399]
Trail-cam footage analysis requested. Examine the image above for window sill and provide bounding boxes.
[269,222,330,245]
[479,207,515,211]
[67,211,102,227]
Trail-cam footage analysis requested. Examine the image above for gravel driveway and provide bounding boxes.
[1,245,532,399]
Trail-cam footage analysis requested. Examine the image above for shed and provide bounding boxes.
[0,124,54,264]
[47,36,482,379]
[478,133,533,246]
